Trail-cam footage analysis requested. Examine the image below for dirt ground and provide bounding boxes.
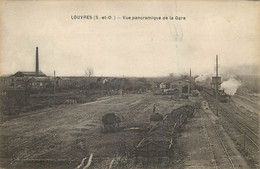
[0,93,189,169]
[0,92,257,169]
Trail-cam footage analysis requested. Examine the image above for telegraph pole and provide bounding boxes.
[216,55,219,116]
[189,68,191,94]
[54,70,56,106]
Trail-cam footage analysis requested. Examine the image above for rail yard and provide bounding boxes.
[1,1,260,168]
[0,47,259,169]
[0,83,259,169]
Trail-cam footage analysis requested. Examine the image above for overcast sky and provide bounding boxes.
[0,1,259,77]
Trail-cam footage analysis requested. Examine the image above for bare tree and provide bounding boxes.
[85,67,94,77]
[83,67,94,90]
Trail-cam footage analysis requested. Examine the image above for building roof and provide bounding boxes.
[170,76,191,83]
[0,74,12,78]
[11,71,46,77]
[28,77,51,82]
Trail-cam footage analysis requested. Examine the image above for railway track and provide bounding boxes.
[200,107,236,169]
[218,105,260,147]
[198,108,219,169]
[231,100,259,125]
[202,90,260,150]
[235,94,260,111]
[229,99,259,125]
[222,100,259,135]
[202,88,259,130]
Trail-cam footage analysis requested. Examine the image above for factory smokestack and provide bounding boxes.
[36,47,39,74]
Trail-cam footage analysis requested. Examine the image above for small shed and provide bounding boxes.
[102,78,108,84]
[159,82,166,89]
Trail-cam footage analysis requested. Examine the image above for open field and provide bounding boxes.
[0,89,112,116]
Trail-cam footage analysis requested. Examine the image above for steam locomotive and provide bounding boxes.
[196,85,231,103]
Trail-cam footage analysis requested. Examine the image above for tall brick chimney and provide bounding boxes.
[36,47,39,74]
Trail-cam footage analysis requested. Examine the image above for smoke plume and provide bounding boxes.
[195,73,213,82]
[221,78,241,96]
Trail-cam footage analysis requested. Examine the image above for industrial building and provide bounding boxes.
[12,47,46,78]
[0,47,50,89]
[169,77,191,95]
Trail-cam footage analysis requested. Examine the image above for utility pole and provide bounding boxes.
[216,55,219,116]
[54,70,56,106]
[189,68,191,94]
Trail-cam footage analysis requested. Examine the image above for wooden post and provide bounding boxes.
[171,123,177,135]
[189,68,191,94]
[137,138,145,148]
[109,159,115,169]
[76,157,87,169]
[216,55,219,116]
[83,153,93,169]
[53,70,56,106]
[243,134,246,151]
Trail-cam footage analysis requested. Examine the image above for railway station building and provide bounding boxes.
[169,77,191,95]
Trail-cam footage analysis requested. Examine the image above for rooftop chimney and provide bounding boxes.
[36,47,39,74]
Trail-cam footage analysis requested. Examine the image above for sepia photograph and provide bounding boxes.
[0,0,259,168]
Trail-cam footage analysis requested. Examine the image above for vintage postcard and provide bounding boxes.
[0,0,259,169]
